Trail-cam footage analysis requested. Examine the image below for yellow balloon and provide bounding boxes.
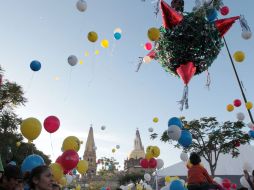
[101,39,109,48]
[59,177,67,186]
[145,152,153,160]
[153,117,159,123]
[171,176,179,181]
[16,142,21,147]
[20,118,42,141]
[136,184,142,190]
[94,50,99,55]
[87,31,98,43]
[226,104,234,112]
[79,60,83,65]
[50,163,63,181]
[112,148,116,153]
[75,185,81,190]
[62,136,81,152]
[146,146,153,154]
[77,160,88,174]
[246,102,253,110]
[85,51,89,57]
[147,27,160,41]
[233,51,245,62]
[165,176,171,183]
[151,146,160,158]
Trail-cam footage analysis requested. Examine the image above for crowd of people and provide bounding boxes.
[0,152,254,190]
[0,164,60,190]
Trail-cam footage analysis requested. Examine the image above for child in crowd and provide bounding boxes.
[187,152,223,190]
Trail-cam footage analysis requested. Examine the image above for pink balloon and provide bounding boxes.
[55,155,62,165]
[220,6,229,16]
[144,42,152,51]
[148,158,157,168]
[61,150,79,170]
[43,116,60,133]
[140,159,149,168]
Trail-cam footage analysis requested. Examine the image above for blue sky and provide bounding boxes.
[0,0,254,170]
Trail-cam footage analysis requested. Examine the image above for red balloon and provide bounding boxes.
[43,116,60,133]
[64,169,70,175]
[106,187,110,190]
[220,6,229,16]
[140,159,149,168]
[222,178,231,189]
[176,62,196,85]
[144,42,152,51]
[231,183,237,189]
[148,158,157,168]
[61,150,79,170]
[233,99,242,107]
[55,155,62,165]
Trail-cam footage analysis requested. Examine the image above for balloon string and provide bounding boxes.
[63,68,73,102]
[110,41,116,57]
[50,134,54,157]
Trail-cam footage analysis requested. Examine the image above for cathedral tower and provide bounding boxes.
[83,126,97,178]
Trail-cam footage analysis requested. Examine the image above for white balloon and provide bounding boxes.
[143,56,152,63]
[114,28,122,34]
[156,159,164,170]
[180,152,188,162]
[243,162,252,172]
[240,176,251,189]
[76,0,87,12]
[213,177,222,185]
[148,127,154,132]
[116,145,120,149]
[66,174,73,184]
[128,183,134,188]
[101,125,106,130]
[242,31,252,40]
[237,112,245,121]
[68,55,78,66]
[144,173,151,182]
[168,125,182,141]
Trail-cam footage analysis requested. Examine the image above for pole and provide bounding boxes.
[155,170,158,190]
[223,37,254,123]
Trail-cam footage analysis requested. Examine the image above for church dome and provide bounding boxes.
[128,149,145,159]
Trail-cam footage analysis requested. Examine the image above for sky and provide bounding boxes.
[0,0,254,171]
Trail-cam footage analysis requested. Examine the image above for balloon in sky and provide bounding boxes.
[147,27,160,41]
[87,31,98,42]
[43,116,60,133]
[114,32,121,40]
[114,28,122,34]
[77,160,88,174]
[62,136,81,152]
[68,55,78,66]
[21,154,45,173]
[50,163,63,181]
[30,60,41,72]
[101,39,109,48]
[101,125,106,130]
[76,0,87,12]
[233,51,245,62]
[20,118,42,142]
[178,130,192,148]
[168,117,183,128]
[153,117,159,123]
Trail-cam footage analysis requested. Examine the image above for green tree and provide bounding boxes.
[97,157,119,178]
[0,66,51,166]
[151,117,250,176]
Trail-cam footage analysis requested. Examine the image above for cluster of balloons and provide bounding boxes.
[50,135,88,183]
[76,0,87,12]
[226,99,253,121]
[113,28,122,40]
[140,146,164,170]
[161,177,186,190]
[234,51,245,62]
[167,117,192,148]
[213,177,237,190]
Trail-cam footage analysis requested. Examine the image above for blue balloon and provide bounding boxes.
[30,60,41,71]
[114,32,121,40]
[178,130,192,148]
[101,187,106,190]
[168,117,183,128]
[170,180,185,190]
[207,9,218,22]
[21,154,45,173]
[249,130,254,138]
[73,169,77,175]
